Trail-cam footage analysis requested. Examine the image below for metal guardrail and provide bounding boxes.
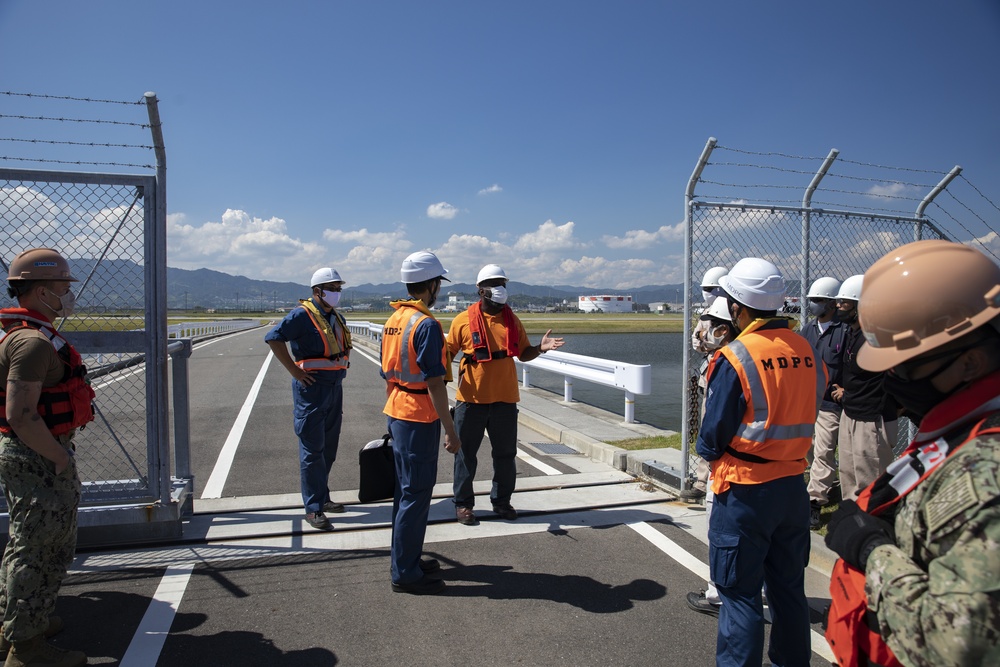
[168,319,260,338]
[516,351,651,424]
[346,320,651,424]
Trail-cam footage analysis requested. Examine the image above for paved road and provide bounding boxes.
[55,327,836,666]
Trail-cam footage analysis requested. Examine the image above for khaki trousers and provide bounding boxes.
[806,409,841,505]
[838,412,897,502]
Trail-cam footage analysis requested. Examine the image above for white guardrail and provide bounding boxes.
[167,319,261,338]
[346,320,652,424]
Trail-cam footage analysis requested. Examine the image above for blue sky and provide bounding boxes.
[2,0,998,288]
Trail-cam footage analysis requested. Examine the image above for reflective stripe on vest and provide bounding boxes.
[295,358,349,371]
[383,310,429,385]
[727,337,826,446]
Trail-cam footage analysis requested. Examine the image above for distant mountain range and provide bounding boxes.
[0,258,801,311]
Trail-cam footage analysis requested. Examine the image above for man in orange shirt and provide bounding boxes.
[447,264,564,525]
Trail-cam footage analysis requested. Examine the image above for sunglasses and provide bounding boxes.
[889,344,971,381]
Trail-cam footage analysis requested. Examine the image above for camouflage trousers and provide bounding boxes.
[0,436,81,642]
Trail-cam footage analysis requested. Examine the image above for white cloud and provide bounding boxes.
[427,202,459,220]
[866,182,910,198]
[602,222,684,249]
[477,184,503,195]
[513,220,581,253]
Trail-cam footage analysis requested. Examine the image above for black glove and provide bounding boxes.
[824,500,893,570]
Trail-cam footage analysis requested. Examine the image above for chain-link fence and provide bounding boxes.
[679,139,954,490]
[0,169,174,508]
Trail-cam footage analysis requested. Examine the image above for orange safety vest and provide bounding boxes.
[0,308,95,437]
[294,298,352,372]
[381,300,446,423]
[709,318,827,495]
[465,301,519,364]
[825,409,1000,667]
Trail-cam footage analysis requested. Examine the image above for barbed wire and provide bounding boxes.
[0,91,145,106]
[0,137,152,150]
[959,174,1000,215]
[0,113,149,128]
[699,179,926,202]
[939,190,993,235]
[0,155,154,169]
[716,144,951,175]
[928,201,1000,263]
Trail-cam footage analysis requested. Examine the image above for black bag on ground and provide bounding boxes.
[358,433,396,503]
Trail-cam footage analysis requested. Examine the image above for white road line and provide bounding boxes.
[201,351,273,499]
[627,521,836,663]
[119,563,195,667]
[516,449,563,475]
[350,345,380,365]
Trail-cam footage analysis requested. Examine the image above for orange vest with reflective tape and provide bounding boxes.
[709,318,826,494]
[295,298,351,371]
[381,300,445,423]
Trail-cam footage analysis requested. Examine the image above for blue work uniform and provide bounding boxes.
[697,322,815,667]
[264,299,348,514]
[380,314,447,585]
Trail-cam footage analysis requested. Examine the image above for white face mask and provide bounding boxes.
[703,288,719,307]
[321,290,342,308]
[704,327,728,351]
[487,285,508,305]
[47,288,76,316]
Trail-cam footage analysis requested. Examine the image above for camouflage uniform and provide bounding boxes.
[864,388,1000,666]
[0,325,82,643]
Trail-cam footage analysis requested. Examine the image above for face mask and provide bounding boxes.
[487,285,508,305]
[428,280,440,309]
[883,372,950,425]
[704,326,729,351]
[47,288,76,316]
[703,288,718,307]
[808,301,828,317]
[838,302,858,323]
[321,290,342,308]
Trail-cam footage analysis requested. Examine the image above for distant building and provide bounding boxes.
[578,295,633,313]
[648,302,669,314]
[443,293,475,312]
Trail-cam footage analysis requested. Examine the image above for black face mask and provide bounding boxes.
[883,373,950,425]
[883,348,966,424]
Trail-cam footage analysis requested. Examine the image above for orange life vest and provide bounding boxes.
[825,408,1000,667]
[0,308,95,437]
[381,300,446,423]
[465,301,519,364]
[709,318,827,495]
[294,298,351,372]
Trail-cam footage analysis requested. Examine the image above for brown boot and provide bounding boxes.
[4,635,85,667]
[0,619,65,660]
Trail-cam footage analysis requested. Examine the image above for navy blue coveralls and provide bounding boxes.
[264,298,347,514]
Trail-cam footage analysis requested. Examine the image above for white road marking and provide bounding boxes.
[119,563,195,667]
[201,351,273,498]
[627,521,836,663]
[516,449,562,475]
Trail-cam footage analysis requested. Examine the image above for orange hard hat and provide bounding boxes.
[7,248,78,282]
[857,240,1000,372]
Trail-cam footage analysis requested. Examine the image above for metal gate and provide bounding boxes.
[679,138,952,489]
[0,93,188,543]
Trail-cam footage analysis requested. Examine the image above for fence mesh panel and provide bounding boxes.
[683,203,947,487]
[1,174,155,505]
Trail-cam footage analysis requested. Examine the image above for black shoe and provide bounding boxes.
[391,576,446,595]
[492,504,518,521]
[679,487,706,503]
[305,512,333,531]
[323,501,346,514]
[686,591,721,617]
[809,501,825,530]
[456,506,478,525]
[419,558,441,573]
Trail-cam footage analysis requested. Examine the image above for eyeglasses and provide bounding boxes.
[809,298,831,304]
[320,285,343,292]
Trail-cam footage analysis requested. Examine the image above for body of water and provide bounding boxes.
[521,332,686,431]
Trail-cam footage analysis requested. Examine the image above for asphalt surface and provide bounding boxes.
[51,327,837,666]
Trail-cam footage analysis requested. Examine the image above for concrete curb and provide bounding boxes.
[516,406,629,469]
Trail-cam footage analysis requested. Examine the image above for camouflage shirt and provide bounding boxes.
[865,428,1000,666]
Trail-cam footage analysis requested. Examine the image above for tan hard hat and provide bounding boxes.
[7,248,78,282]
[857,240,1000,372]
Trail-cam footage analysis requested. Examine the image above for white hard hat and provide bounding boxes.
[700,266,728,289]
[807,276,841,299]
[719,258,785,311]
[477,264,507,285]
[836,274,864,301]
[310,267,344,287]
[400,251,450,284]
[700,294,733,322]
